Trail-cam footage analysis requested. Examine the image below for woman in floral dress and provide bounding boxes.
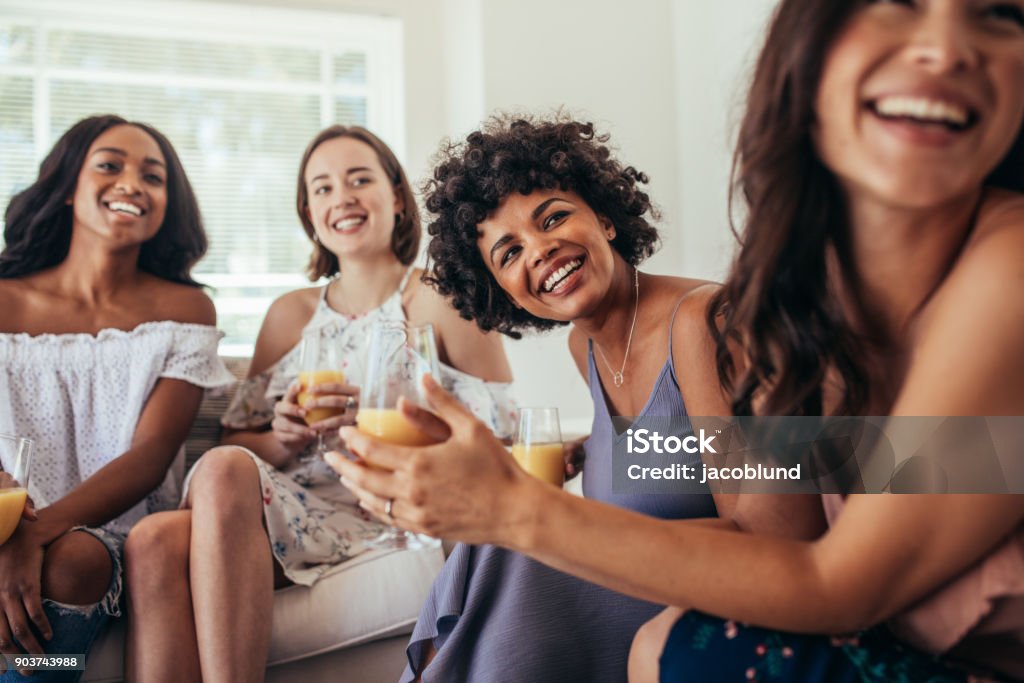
[124,125,515,682]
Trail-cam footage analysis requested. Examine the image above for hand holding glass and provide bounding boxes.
[512,408,565,487]
[356,322,441,550]
[0,434,33,545]
[297,330,347,457]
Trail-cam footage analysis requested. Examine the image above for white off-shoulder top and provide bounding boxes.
[0,321,235,535]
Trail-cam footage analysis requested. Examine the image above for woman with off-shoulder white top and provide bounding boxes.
[0,115,232,683]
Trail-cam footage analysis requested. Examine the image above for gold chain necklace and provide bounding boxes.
[594,267,639,388]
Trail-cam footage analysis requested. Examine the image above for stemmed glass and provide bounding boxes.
[356,321,441,550]
[297,329,347,459]
[512,408,565,487]
[0,434,33,545]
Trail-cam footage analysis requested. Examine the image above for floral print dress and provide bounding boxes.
[659,611,1003,682]
[184,271,517,586]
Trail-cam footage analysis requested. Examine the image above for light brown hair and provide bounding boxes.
[296,125,420,280]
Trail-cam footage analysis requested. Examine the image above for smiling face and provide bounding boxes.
[303,136,403,262]
[70,124,168,246]
[813,0,1024,209]
[477,189,620,322]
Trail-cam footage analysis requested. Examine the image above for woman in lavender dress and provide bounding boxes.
[331,116,825,682]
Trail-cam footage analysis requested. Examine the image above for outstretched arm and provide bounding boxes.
[333,211,1024,633]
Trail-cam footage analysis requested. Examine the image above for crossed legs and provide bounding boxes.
[125,447,277,683]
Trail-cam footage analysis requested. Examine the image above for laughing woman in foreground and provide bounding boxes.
[333,0,1024,680]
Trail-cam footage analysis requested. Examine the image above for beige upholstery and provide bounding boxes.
[82,357,435,682]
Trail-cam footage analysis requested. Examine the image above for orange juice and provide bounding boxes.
[0,488,27,545]
[298,370,347,425]
[356,409,434,447]
[512,442,565,487]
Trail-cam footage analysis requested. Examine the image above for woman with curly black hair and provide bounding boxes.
[330,115,823,682]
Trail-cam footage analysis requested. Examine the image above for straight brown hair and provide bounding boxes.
[295,125,420,280]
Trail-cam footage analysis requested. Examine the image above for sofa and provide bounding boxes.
[82,358,444,683]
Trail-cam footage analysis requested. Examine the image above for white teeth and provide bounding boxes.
[542,259,582,293]
[874,96,969,127]
[108,201,142,216]
[332,216,364,231]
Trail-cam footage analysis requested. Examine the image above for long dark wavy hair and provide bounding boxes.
[709,0,1024,416]
[1,115,207,286]
[296,125,420,281]
[423,114,660,338]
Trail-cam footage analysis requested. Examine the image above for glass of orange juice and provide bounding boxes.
[357,322,441,550]
[512,408,564,487]
[297,329,347,458]
[0,433,33,545]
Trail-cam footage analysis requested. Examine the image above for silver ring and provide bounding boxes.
[345,395,357,411]
[384,497,395,521]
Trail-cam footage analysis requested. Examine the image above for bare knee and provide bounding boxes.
[629,607,686,683]
[41,531,113,606]
[188,447,261,510]
[125,511,191,596]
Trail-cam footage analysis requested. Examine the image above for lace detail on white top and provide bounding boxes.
[213,280,515,584]
[0,321,236,535]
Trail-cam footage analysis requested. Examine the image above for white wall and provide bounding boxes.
[472,0,680,431]
[670,0,778,281]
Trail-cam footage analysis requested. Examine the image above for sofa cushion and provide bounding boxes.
[83,356,444,680]
[268,545,443,664]
[83,545,443,680]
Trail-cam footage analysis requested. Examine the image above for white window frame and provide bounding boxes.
[0,0,405,355]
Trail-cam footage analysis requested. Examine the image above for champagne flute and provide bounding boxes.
[356,321,441,550]
[297,329,347,459]
[512,408,565,487]
[0,433,33,545]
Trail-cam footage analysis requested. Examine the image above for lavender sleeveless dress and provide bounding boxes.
[401,326,718,682]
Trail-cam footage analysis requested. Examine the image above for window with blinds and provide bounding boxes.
[0,0,404,354]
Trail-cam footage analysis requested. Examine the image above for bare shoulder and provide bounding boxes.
[405,270,470,332]
[927,190,1024,319]
[145,280,216,326]
[668,282,732,415]
[898,189,1024,413]
[264,286,321,327]
[249,286,321,376]
[669,281,721,355]
[975,187,1024,231]
[406,270,513,382]
[963,189,1024,257]
[404,268,449,316]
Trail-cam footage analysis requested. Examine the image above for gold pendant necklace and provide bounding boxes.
[595,268,639,388]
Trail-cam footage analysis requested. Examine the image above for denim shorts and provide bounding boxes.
[2,526,124,683]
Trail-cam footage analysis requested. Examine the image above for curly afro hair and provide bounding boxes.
[423,114,661,339]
